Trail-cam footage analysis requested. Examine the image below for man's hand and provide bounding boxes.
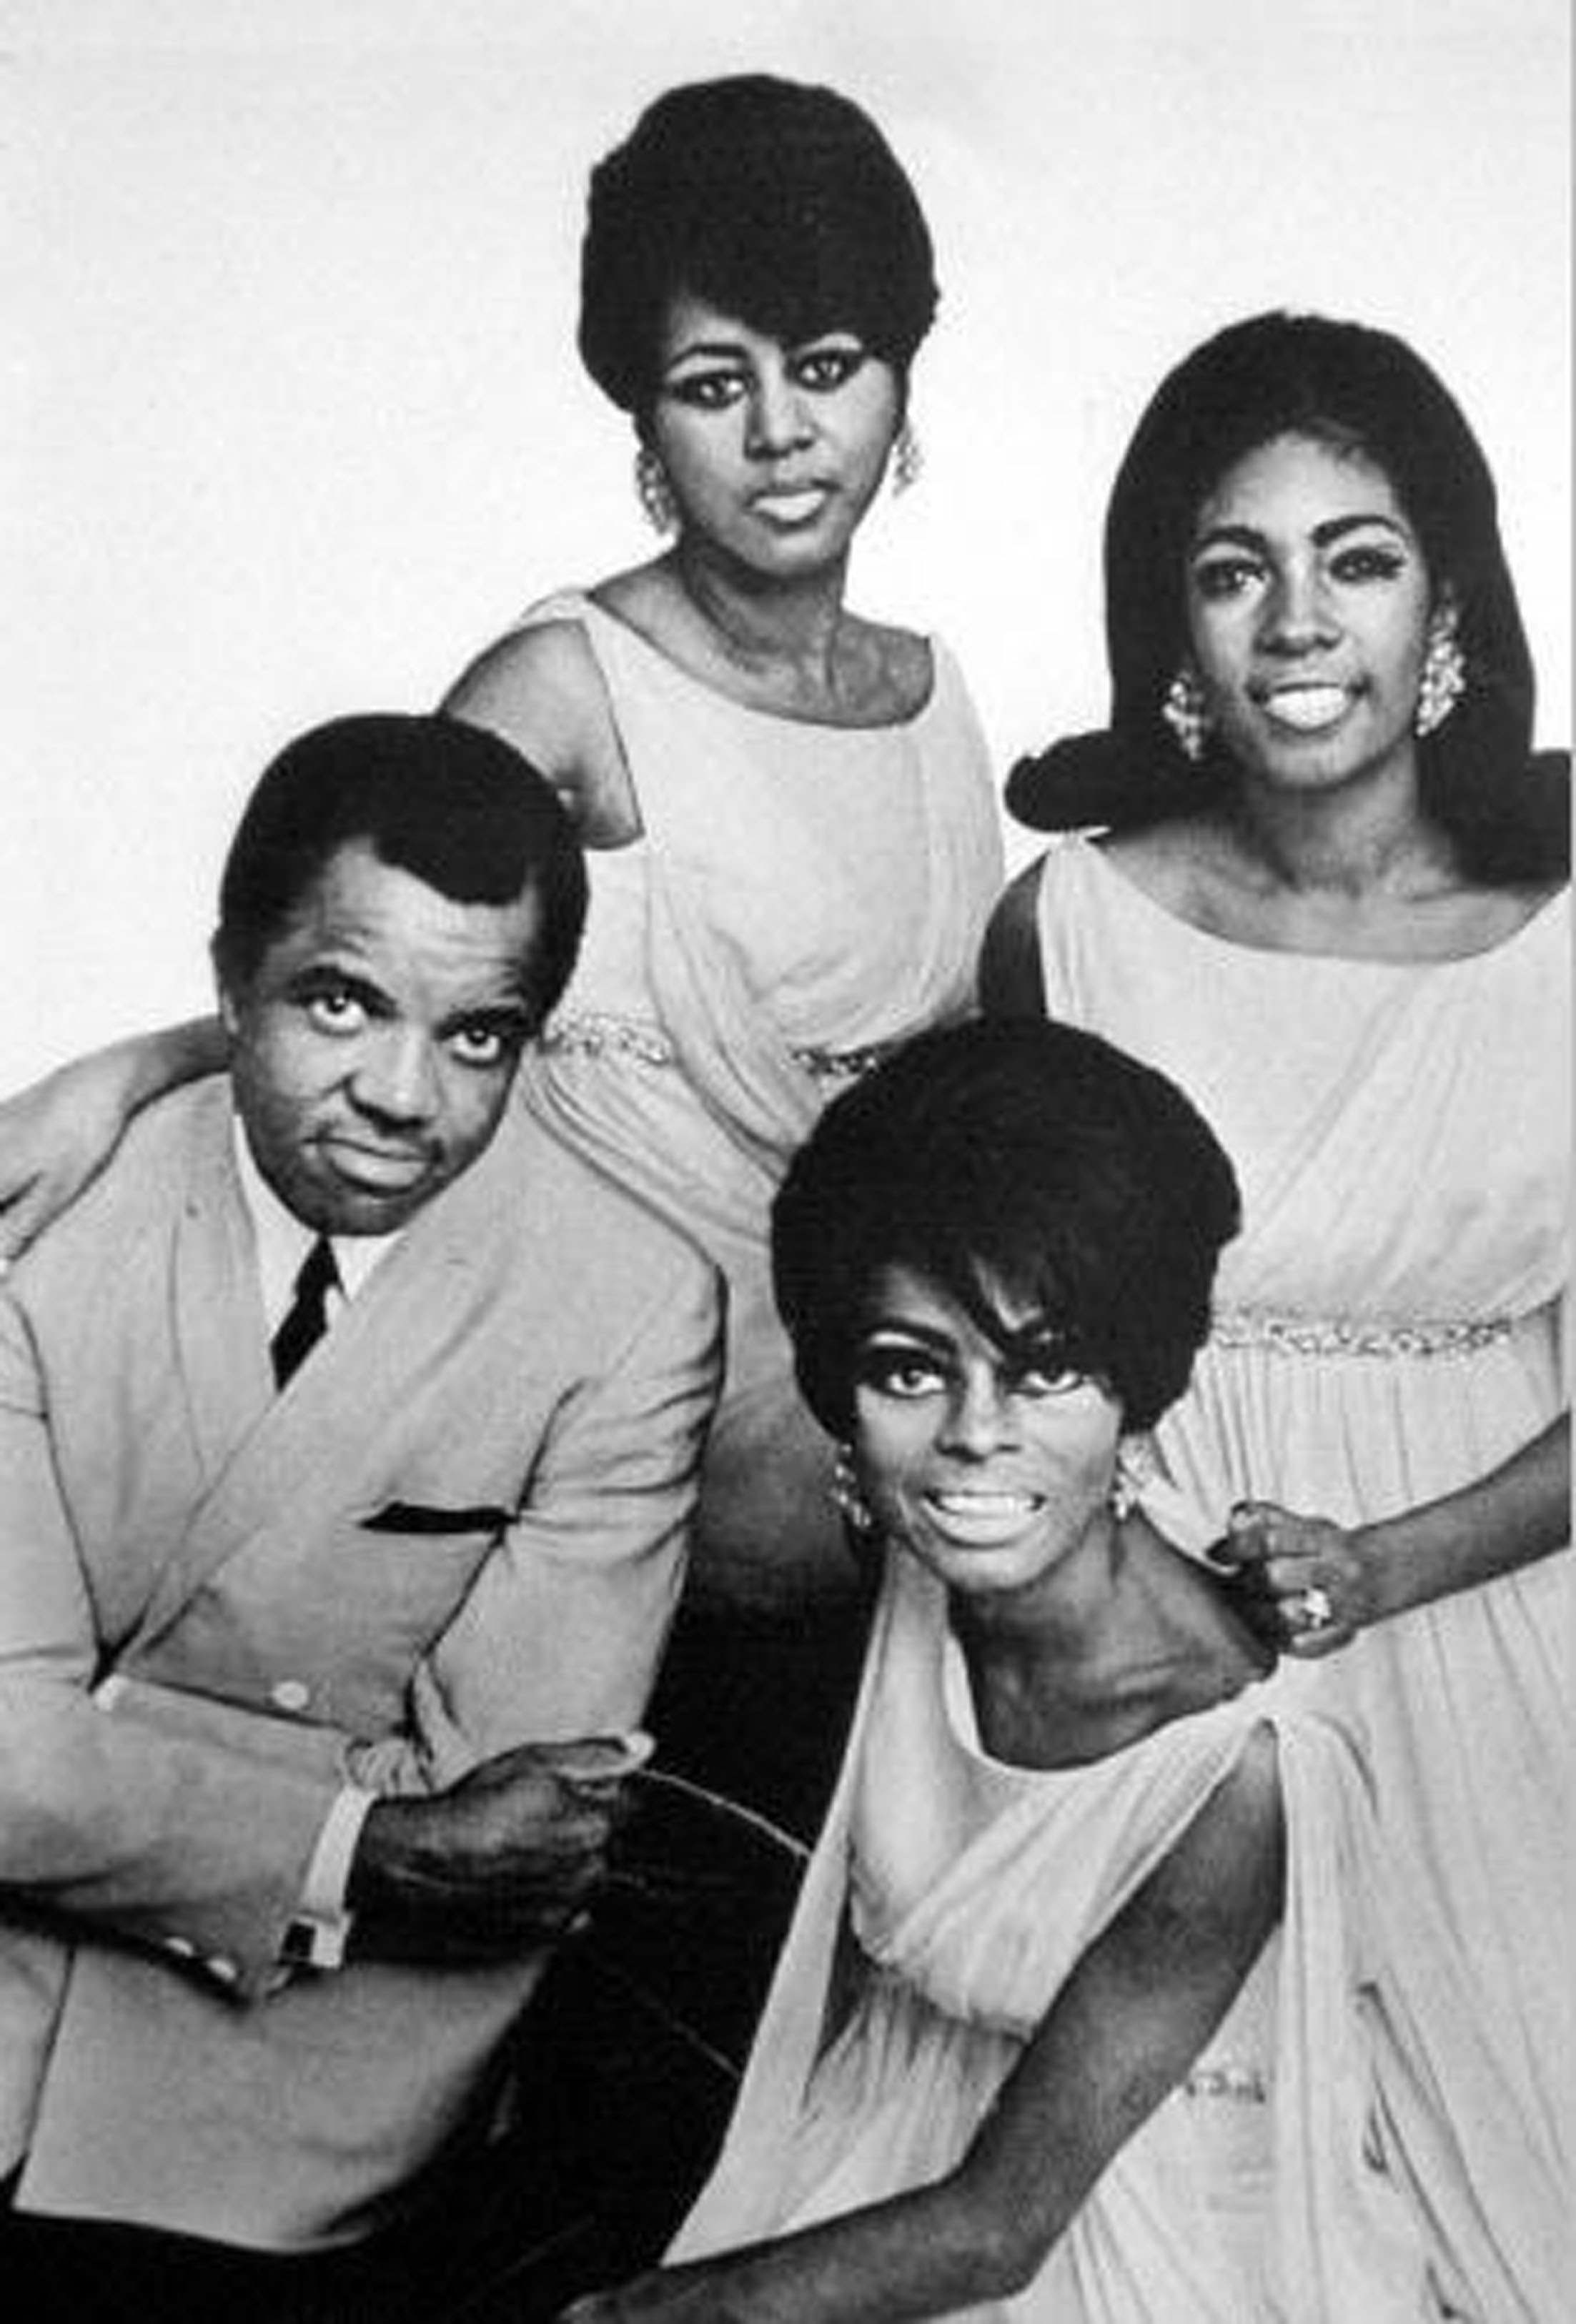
[348,1734,648,1962]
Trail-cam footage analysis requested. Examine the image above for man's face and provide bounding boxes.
[219,839,543,1235]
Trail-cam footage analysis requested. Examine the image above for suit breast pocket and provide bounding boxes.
[358,1501,515,1540]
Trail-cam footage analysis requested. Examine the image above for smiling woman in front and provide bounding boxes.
[560,1020,1458,2322]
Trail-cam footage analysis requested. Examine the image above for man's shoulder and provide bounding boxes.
[18,1081,229,1285]
[445,1099,720,1315]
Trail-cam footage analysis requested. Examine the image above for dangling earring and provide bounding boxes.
[634,445,677,535]
[1109,1434,1153,1521]
[891,419,923,496]
[831,1445,878,1536]
[1161,666,1211,764]
[1414,609,1466,737]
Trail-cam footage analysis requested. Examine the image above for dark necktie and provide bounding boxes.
[270,1236,341,1388]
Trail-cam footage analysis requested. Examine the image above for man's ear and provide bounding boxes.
[211,935,239,1041]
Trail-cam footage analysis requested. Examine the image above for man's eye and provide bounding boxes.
[448,1024,510,1068]
[304,990,367,1034]
[793,347,866,392]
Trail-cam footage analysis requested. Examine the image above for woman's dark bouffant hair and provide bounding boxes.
[1006,311,1568,884]
[772,1020,1240,1439]
[578,74,938,420]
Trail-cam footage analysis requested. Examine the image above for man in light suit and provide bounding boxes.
[0,715,722,2317]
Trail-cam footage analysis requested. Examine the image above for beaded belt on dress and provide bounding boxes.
[542,1010,897,1080]
[1210,1310,1512,1359]
[1180,2063,1267,2104]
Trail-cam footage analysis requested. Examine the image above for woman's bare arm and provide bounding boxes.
[1223,1414,1570,1653]
[560,1730,1286,2322]
[0,1016,226,1259]
[978,860,1046,1019]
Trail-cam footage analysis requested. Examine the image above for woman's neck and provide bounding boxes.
[951,1515,1262,1769]
[668,539,855,697]
[1221,760,1457,903]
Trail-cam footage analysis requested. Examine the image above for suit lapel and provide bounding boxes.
[171,1090,274,1494]
[133,1120,502,1651]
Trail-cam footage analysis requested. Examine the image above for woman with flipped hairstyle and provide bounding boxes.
[559,1021,1457,2323]
[0,77,1002,1837]
[984,312,1571,2316]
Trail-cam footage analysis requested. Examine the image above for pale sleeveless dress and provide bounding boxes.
[1033,834,1572,2318]
[674,1551,1443,2320]
[508,593,1003,1617]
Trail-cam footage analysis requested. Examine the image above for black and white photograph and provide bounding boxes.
[1,2,1569,2317]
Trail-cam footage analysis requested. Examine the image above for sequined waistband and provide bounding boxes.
[1211,1309,1513,1359]
[542,1011,896,1081]
[1180,2062,1268,2104]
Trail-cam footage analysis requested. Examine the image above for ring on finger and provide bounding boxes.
[1294,1583,1335,1632]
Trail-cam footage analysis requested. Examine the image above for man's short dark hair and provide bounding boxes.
[773,1018,1240,1438]
[214,713,587,1017]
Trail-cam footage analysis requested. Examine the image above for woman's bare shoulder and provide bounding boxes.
[441,607,636,842]
[978,860,1047,1018]
[844,613,935,721]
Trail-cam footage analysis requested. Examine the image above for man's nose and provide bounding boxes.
[350,1028,440,1124]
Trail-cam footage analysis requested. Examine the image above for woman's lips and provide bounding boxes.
[752,485,832,527]
[1256,682,1353,733]
[923,1488,1045,1544]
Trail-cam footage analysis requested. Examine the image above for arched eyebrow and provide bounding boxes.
[661,338,750,372]
[1191,512,1414,557]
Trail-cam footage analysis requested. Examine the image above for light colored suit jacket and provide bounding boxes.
[0,1078,721,2250]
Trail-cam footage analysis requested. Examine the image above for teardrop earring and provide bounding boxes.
[1414,610,1466,736]
[634,445,678,535]
[831,1445,878,1535]
[891,419,923,496]
[1161,667,1211,764]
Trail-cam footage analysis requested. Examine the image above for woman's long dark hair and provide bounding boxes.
[1007,312,1567,883]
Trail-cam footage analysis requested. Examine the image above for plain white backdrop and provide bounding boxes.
[4,0,1569,1080]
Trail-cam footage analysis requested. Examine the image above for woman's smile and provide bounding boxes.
[852,1265,1124,1600]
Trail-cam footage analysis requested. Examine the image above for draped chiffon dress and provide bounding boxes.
[1031,835,1572,2317]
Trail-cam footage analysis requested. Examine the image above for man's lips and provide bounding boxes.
[319,1138,435,1191]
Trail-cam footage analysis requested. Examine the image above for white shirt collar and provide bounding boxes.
[230,1113,398,1335]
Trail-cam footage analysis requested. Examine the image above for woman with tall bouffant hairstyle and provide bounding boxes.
[560,1021,1464,2323]
[0,76,1003,1841]
[985,311,1570,2315]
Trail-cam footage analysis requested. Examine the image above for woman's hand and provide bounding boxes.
[0,1018,225,1265]
[1216,1501,1374,1657]
[0,1053,139,1263]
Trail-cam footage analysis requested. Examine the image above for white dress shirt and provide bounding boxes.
[233,1120,402,1969]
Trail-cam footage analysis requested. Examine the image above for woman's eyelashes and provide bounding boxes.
[855,1335,1086,1402]
[662,342,870,412]
[1191,540,1413,605]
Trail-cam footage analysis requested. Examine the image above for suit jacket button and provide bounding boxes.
[271,1679,312,1712]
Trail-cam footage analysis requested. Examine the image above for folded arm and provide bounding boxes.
[0,1283,678,1994]
[563,1729,1286,2322]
